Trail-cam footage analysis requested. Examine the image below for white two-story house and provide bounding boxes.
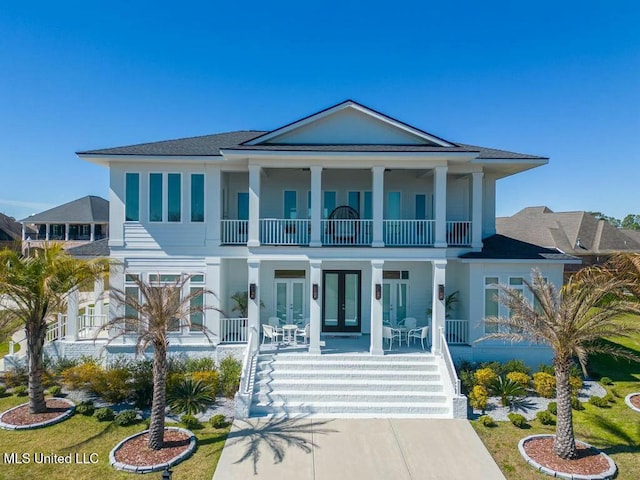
[69,100,577,369]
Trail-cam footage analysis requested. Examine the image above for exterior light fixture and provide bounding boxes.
[375,283,382,300]
[438,284,445,301]
[249,283,256,300]
[312,283,319,300]
[162,468,173,480]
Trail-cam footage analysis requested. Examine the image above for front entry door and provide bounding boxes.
[382,280,409,326]
[275,279,305,325]
[322,270,361,333]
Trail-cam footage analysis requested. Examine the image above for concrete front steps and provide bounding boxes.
[250,352,453,418]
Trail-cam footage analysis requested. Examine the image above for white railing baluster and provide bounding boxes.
[219,317,249,343]
[221,220,248,244]
[383,220,435,246]
[445,319,469,344]
[258,219,310,245]
[446,221,472,246]
[321,219,372,245]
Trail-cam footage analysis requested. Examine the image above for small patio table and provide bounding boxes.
[282,324,298,345]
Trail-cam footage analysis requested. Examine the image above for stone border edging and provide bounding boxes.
[624,393,640,413]
[110,427,196,473]
[0,398,75,430]
[517,434,617,480]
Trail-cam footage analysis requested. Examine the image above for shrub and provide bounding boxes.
[129,360,154,408]
[51,357,80,375]
[459,369,476,394]
[501,360,531,375]
[569,376,583,396]
[609,388,621,398]
[507,413,528,428]
[536,410,555,425]
[180,414,201,429]
[489,376,526,407]
[114,409,138,426]
[219,355,242,398]
[0,385,7,397]
[167,378,215,415]
[571,397,584,411]
[76,401,95,416]
[209,414,228,429]
[603,392,616,403]
[94,407,115,422]
[547,401,557,415]
[506,372,531,389]
[479,361,502,375]
[479,415,496,427]
[533,372,556,398]
[4,365,28,388]
[469,385,489,412]
[588,396,609,408]
[47,385,63,397]
[599,376,613,386]
[537,364,554,375]
[61,362,102,391]
[191,370,220,392]
[474,368,498,388]
[90,366,131,403]
[13,385,27,396]
[184,357,216,373]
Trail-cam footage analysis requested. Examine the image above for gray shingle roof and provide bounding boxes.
[20,196,109,224]
[0,213,22,240]
[65,238,110,258]
[460,234,579,261]
[496,207,640,255]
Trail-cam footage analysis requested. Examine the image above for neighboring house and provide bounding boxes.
[19,196,109,252]
[0,212,27,251]
[497,207,640,279]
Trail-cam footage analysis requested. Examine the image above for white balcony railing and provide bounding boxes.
[321,219,372,245]
[446,221,472,246]
[46,314,67,343]
[445,319,469,344]
[78,314,108,340]
[260,219,310,245]
[221,220,248,244]
[384,220,435,246]
[220,317,249,343]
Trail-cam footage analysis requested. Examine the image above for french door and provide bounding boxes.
[275,279,305,325]
[382,280,409,326]
[322,270,361,333]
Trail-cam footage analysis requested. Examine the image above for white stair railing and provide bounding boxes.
[220,317,249,343]
[235,327,259,418]
[438,326,461,396]
[46,314,67,342]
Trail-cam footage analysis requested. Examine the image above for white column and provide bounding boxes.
[434,166,448,248]
[209,168,222,245]
[248,165,261,247]
[66,288,79,341]
[370,260,384,355]
[310,166,322,247]
[109,261,125,340]
[206,258,222,342]
[471,171,484,248]
[45,224,50,241]
[90,224,95,242]
[93,278,104,316]
[65,223,70,241]
[372,166,385,247]
[247,259,261,350]
[431,260,447,354]
[309,260,322,354]
[21,223,25,242]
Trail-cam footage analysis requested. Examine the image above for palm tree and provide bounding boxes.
[481,268,640,459]
[607,252,640,301]
[105,274,215,450]
[0,243,108,413]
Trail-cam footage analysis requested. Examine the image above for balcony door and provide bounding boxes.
[322,270,361,333]
[275,279,305,325]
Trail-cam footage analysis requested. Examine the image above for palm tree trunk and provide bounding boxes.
[148,340,167,450]
[553,357,577,459]
[27,323,47,414]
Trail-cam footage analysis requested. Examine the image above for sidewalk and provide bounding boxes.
[213,417,506,480]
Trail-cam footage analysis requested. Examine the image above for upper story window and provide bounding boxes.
[237,192,249,220]
[415,194,426,220]
[125,173,140,221]
[284,190,297,219]
[323,191,336,218]
[348,191,372,219]
[387,192,401,219]
[190,174,204,222]
[484,276,499,334]
[167,173,181,222]
[149,173,163,222]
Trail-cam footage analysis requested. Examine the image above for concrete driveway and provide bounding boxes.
[212,418,506,480]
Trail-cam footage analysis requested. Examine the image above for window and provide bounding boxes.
[125,173,140,221]
[149,173,163,222]
[382,270,410,280]
[348,192,360,214]
[191,174,204,222]
[484,277,499,334]
[415,194,426,220]
[323,191,336,218]
[387,192,401,219]
[124,285,140,333]
[284,190,297,219]
[168,173,181,222]
[237,192,249,220]
[363,191,372,219]
[190,288,204,331]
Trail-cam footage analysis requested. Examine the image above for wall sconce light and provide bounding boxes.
[375,283,382,300]
[438,284,445,301]
[249,283,256,300]
[312,283,319,300]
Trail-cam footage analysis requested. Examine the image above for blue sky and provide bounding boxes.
[1,1,638,221]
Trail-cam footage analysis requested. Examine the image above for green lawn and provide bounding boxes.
[472,315,640,480]
[0,395,229,480]
[0,341,20,358]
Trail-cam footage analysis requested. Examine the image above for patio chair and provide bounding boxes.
[267,317,284,334]
[407,325,430,350]
[261,324,283,345]
[382,326,402,351]
[401,317,417,329]
[295,323,310,345]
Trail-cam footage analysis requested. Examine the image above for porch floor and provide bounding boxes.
[259,334,431,356]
